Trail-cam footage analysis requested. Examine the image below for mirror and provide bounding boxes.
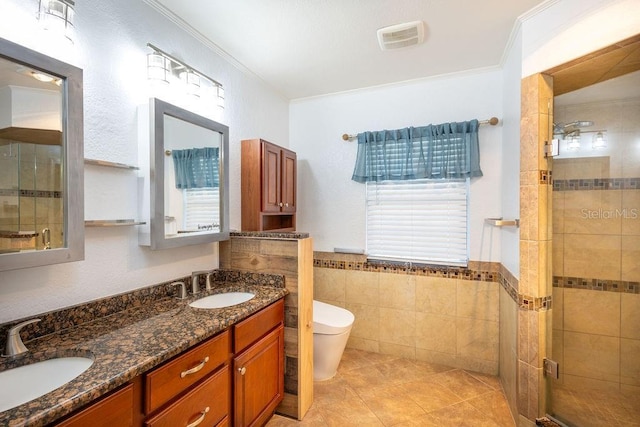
[139,98,229,250]
[0,37,83,271]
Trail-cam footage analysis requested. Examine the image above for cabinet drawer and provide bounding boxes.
[55,383,134,427]
[145,330,230,414]
[145,365,230,427]
[234,299,284,353]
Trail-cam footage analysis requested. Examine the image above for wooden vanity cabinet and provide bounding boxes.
[53,380,139,427]
[241,139,297,231]
[143,330,231,427]
[233,299,285,427]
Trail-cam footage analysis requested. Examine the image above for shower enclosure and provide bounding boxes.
[548,70,640,426]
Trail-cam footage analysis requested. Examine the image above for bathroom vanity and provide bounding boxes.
[0,272,287,427]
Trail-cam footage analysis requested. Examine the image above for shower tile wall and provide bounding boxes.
[552,98,640,393]
[0,141,63,251]
[313,253,501,375]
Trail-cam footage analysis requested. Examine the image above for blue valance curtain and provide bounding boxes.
[351,120,482,183]
[172,147,219,189]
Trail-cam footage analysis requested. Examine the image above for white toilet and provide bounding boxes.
[313,300,355,381]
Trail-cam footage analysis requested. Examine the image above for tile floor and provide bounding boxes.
[267,348,515,427]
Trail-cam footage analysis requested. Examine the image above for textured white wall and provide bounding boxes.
[290,69,504,262]
[500,28,523,278]
[0,0,288,323]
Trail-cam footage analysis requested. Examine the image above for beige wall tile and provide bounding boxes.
[552,287,563,331]
[314,267,346,302]
[415,276,456,315]
[621,190,640,235]
[620,338,640,387]
[379,273,415,310]
[345,302,380,341]
[378,342,416,359]
[456,280,498,321]
[456,317,499,362]
[563,234,621,280]
[563,331,620,383]
[415,312,456,354]
[344,270,379,306]
[564,288,620,336]
[379,307,416,347]
[552,192,565,234]
[552,331,563,380]
[347,336,379,353]
[562,374,620,392]
[621,235,640,282]
[563,190,622,235]
[552,234,564,277]
[621,293,640,340]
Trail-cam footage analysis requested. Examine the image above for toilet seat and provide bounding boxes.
[313,300,354,334]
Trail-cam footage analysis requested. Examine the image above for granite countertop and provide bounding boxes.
[0,281,288,427]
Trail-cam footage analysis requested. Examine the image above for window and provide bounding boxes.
[366,178,469,266]
[183,187,220,231]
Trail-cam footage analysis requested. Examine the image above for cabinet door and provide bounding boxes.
[234,325,284,427]
[54,383,134,427]
[262,142,282,213]
[281,148,296,213]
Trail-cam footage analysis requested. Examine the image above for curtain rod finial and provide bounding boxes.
[342,133,350,141]
[488,117,499,125]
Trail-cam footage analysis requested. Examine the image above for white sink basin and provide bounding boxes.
[0,356,94,412]
[189,292,255,309]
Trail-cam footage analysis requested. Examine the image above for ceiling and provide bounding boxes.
[152,0,543,100]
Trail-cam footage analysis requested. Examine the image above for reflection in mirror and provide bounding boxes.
[164,115,221,238]
[139,98,229,250]
[0,37,83,271]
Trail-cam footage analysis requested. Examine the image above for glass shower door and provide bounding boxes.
[549,71,640,426]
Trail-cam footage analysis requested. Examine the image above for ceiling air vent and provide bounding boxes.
[377,21,425,50]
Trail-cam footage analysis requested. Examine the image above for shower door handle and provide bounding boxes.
[41,228,51,250]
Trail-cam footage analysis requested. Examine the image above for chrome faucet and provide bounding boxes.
[191,271,213,295]
[3,318,40,357]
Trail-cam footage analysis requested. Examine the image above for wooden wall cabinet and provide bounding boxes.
[242,139,297,231]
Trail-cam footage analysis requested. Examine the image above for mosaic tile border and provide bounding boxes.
[314,255,551,312]
[0,188,63,198]
[553,177,640,191]
[553,276,639,294]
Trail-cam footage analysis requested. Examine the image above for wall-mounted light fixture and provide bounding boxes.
[146,43,224,108]
[553,121,608,153]
[38,0,75,44]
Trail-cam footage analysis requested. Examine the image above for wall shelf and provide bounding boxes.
[84,158,139,170]
[484,218,520,227]
[85,219,146,227]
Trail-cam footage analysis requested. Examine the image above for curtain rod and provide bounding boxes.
[341,116,500,141]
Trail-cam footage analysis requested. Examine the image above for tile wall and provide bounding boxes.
[314,252,501,375]
[0,141,63,251]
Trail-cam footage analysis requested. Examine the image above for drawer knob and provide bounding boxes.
[180,356,210,378]
[238,366,246,375]
[186,407,210,427]
[279,202,284,207]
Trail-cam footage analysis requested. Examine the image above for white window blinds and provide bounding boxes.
[366,178,469,266]
[184,188,220,231]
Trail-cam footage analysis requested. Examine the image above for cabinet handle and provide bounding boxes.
[279,202,283,207]
[186,407,210,427]
[238,366,246,375]
[180,356,209,378]
[285,203,289,207]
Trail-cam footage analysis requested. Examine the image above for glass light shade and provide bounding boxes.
[147,53,170,83]
[38,0,75,43]
[566,134,581,151]
[592,132,607,149]
[179,70,201,97]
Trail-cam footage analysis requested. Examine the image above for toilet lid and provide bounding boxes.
[313,300,354,334]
